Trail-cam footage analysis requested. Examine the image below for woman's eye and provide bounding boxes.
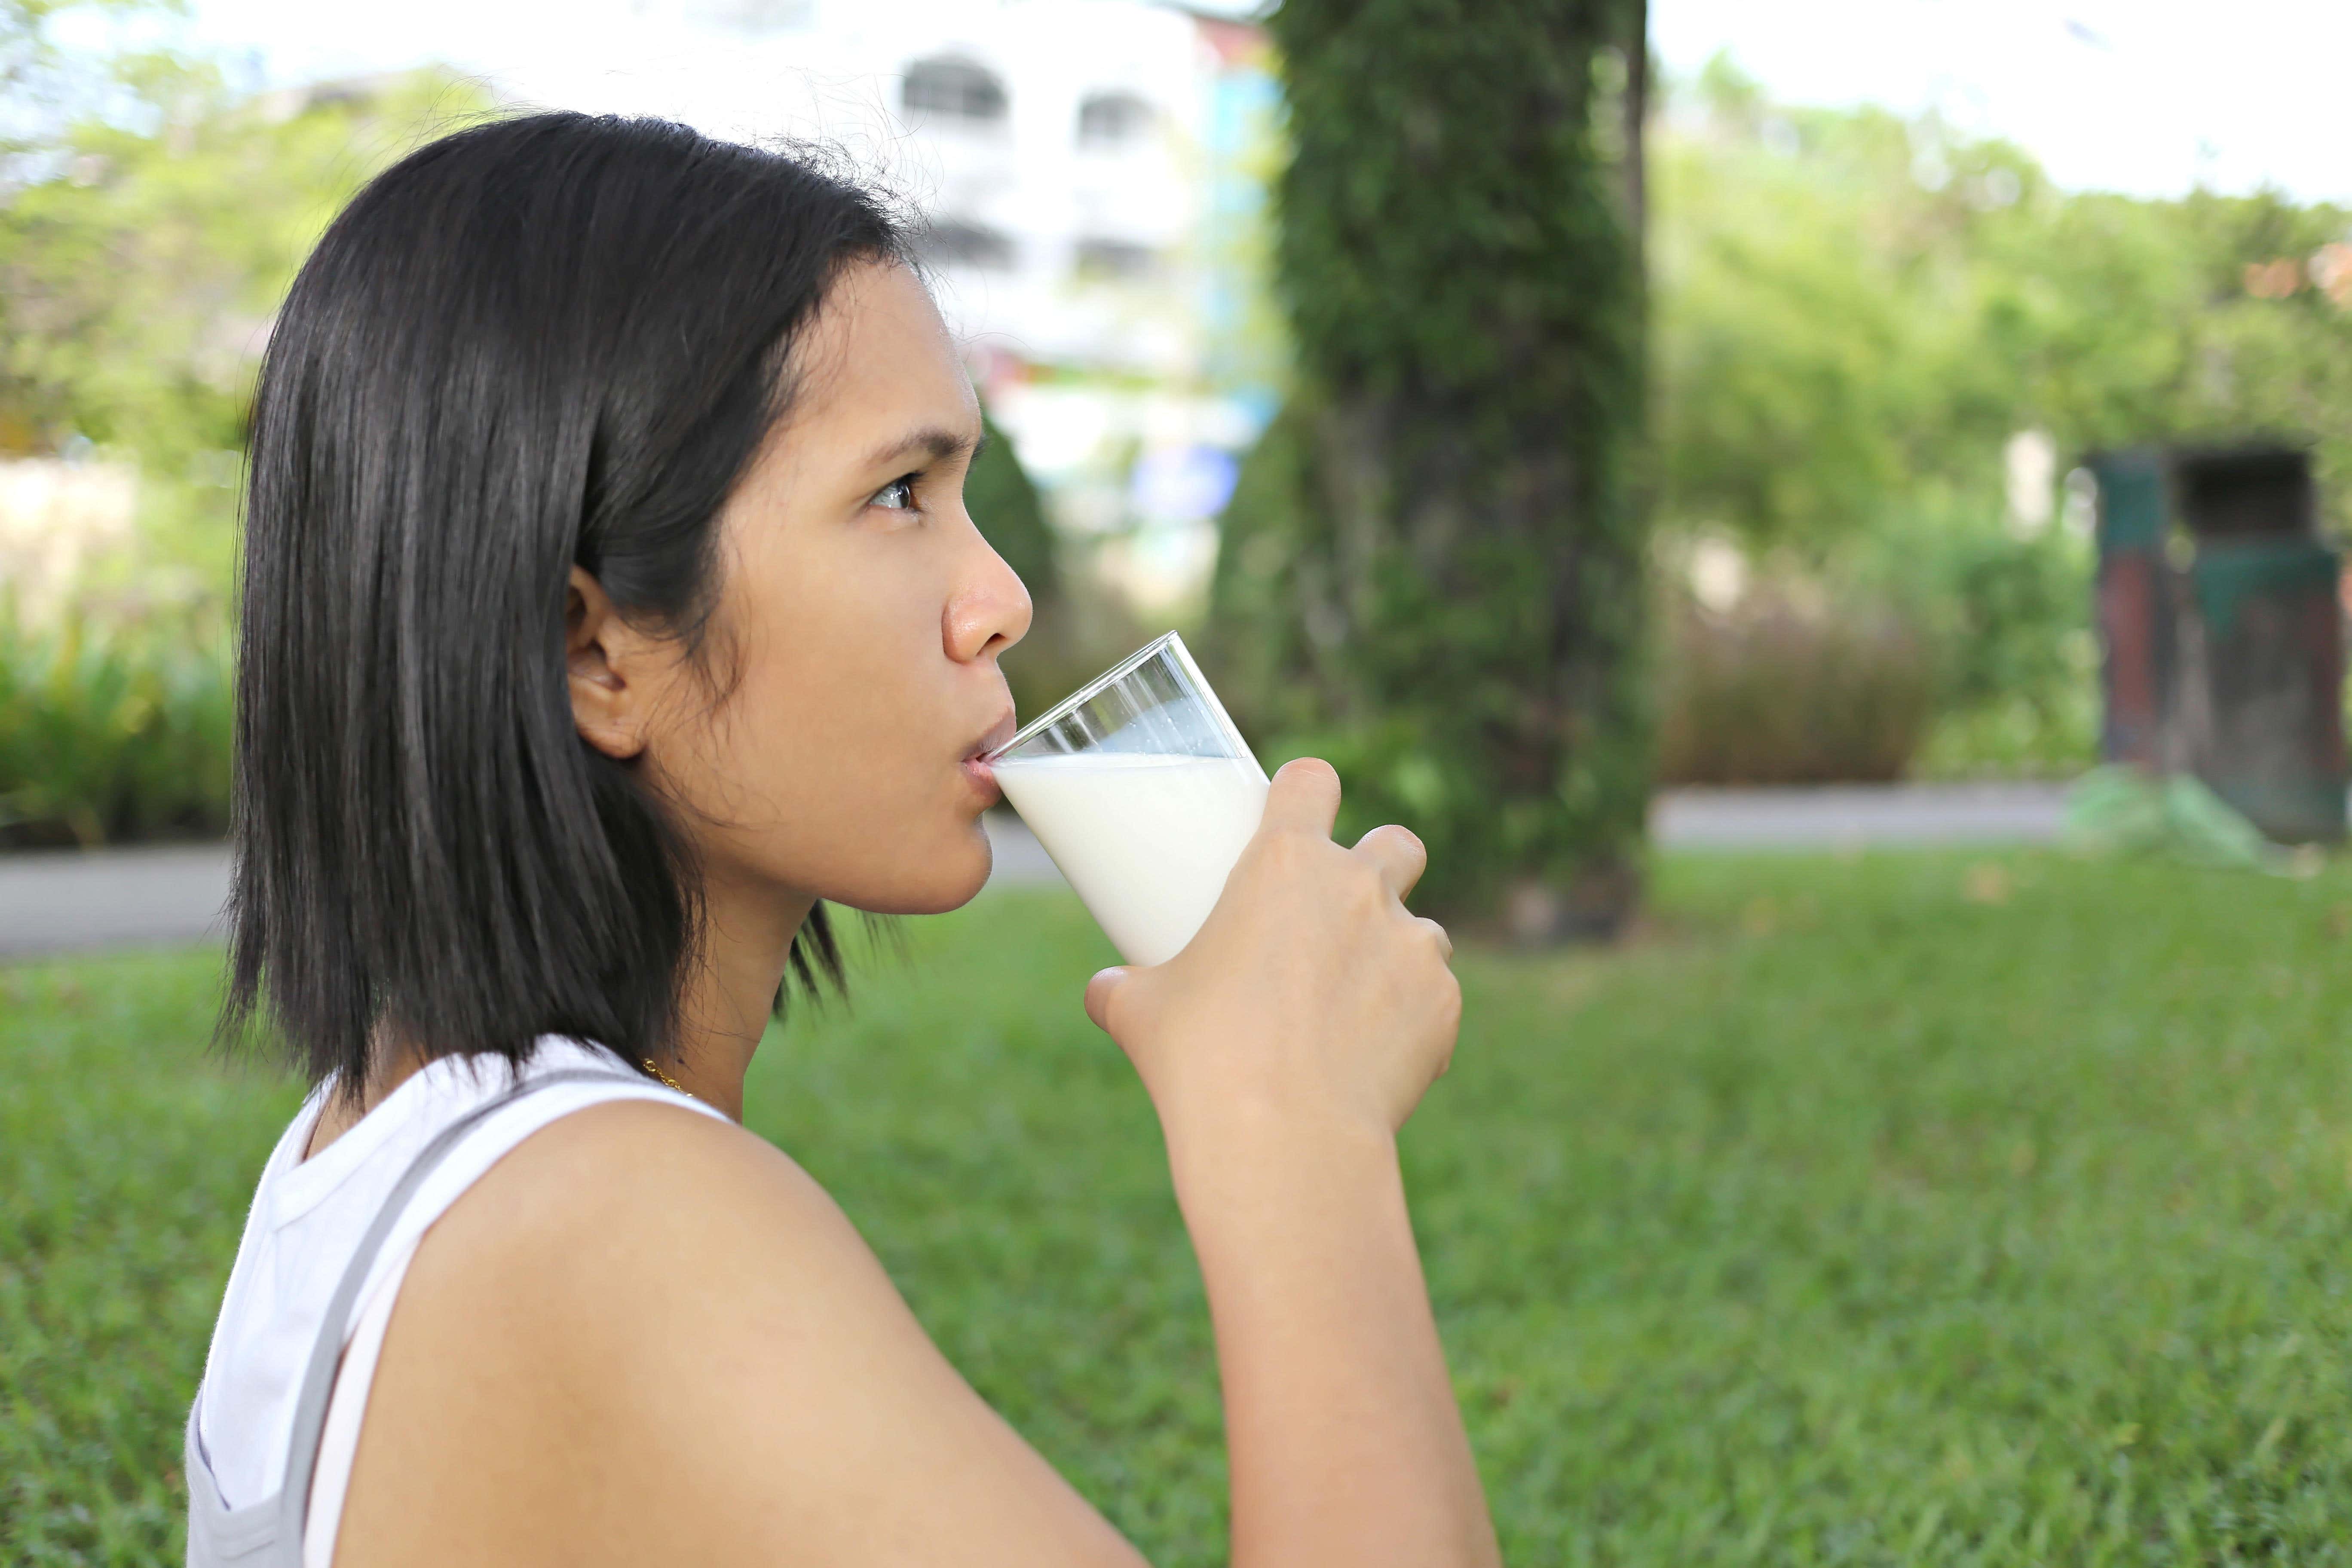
[871,476,917,511]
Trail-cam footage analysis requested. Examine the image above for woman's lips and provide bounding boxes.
[962,753,1002,806]
[962,710,1017,804]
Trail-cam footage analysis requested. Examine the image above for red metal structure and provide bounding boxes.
[2090,444,2344,842]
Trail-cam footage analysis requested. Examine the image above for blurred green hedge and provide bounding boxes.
[0,611,233,849]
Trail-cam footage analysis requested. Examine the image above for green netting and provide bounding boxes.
[2090,453,2166,550]
[2061,765,2319,875]
[2188,538,2340,638]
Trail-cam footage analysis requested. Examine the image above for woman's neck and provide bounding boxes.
[304,875,814,1156]
[656,867,817,1122]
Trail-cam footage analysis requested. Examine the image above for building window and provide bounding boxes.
[903,58,1008,123]
[1074,238,1158,282]
[1077,92,1154,150]
[688,0,814,31]
[917,220,1017,272]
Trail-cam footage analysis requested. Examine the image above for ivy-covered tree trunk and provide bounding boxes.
[1212,0,1652,939]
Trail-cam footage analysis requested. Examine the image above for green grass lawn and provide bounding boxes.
[9,851,2352,1564]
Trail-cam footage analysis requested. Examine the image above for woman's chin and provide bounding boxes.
[843,831,995,915]
[893,876,989,916]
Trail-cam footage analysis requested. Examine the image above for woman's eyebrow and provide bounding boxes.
[860,425,979,473]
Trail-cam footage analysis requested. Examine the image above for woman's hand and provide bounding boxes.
[1084,757,1462,1148]
[1084,758,1499,1568]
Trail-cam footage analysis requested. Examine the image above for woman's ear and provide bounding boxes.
[567,565,650,760]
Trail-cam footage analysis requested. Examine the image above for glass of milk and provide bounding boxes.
[987,632,1270,966]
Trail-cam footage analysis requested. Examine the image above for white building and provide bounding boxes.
[881,2,1208,380]
[490,0,1278,606]
[505,0,1265,370]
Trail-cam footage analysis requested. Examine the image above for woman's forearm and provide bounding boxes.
[1168,1110,1501,1568]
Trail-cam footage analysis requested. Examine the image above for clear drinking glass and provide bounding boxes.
[986,632,1271,966]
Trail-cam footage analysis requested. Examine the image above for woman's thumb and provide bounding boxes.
[1084,967,1132,1033]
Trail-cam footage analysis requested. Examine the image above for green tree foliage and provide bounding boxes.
[1213,0,1653,936]
[0,52,496,477]
[966,405,1057,603]
[1648,59,2352,781]
[1656,59,2352,557]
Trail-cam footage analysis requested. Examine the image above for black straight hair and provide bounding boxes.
[224,112,906,1096]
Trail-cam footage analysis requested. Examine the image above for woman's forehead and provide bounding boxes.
[791,260,978,438]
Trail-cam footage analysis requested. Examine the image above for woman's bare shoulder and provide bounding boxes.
[336,1098,1146,1568]
[393,1094,929,1425]
[442,1094,859,1274]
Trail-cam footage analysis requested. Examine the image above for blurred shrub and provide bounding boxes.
[966,405,1057,606]
[1928,529,2083,713]
[962,402,1152,726]
[1911,684,2095,780]
[1871,521,2096,780]
[1905,527,2097,778]
[0,608,232,848]
[1657,594,1934,785]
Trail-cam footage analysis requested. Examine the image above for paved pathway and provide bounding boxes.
[0,844,241,960]
[0,818,1069,962]
[0,785,2070,960]
[1653,782,2067,849]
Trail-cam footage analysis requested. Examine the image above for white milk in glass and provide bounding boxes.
[994,752,1270,966]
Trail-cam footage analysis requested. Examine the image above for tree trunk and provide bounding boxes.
[1212,0,1653,939]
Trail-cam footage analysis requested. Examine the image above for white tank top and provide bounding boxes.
[184,1036,726,1567]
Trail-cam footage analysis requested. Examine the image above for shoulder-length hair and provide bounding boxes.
[224,112,905,1095]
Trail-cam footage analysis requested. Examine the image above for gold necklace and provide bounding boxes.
[641,1057,694,1099]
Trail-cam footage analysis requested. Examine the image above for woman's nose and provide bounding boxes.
[945,530,1034,665]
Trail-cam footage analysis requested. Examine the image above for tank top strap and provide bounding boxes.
[186,1065,649,1568]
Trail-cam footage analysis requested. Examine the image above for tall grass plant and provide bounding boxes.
[1657,593,1936,784]
[0,604,232,848]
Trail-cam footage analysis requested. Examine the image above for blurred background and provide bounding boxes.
[5,0,2350,890]
[12,2,2352,1562]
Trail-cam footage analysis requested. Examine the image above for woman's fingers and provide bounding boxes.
[1084,966,1132,1033]
[1354,823,1428,902]
[1261,757,1342,840]
[1418,916,1453,961]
